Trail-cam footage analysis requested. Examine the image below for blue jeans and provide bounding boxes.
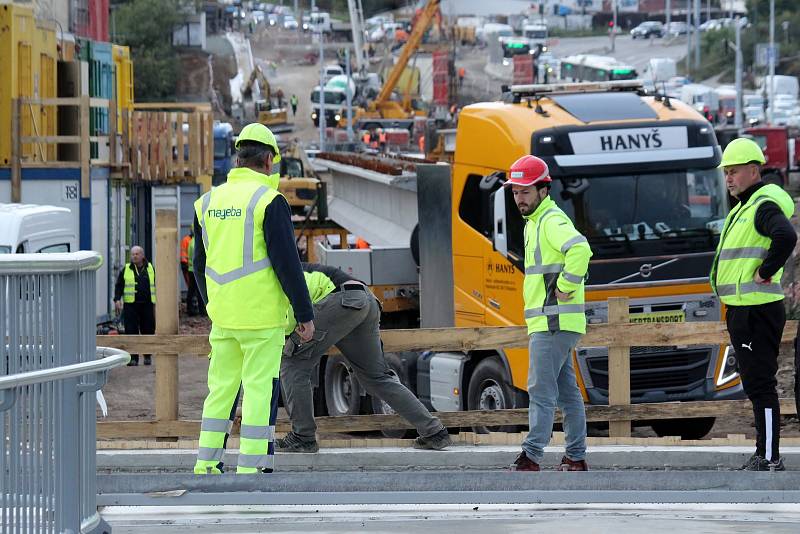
[522,331,587,463]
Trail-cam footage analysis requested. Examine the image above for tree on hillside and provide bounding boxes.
[113,0,192,101]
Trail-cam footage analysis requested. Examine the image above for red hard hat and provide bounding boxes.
[505,155,551,187]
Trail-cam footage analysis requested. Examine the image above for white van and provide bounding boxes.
[0,204,77,254]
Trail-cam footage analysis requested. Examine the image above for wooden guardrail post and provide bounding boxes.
[608,297,631,437]
[80,95,91,200]
[154,194,180,425]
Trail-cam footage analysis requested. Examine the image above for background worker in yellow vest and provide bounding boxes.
[506,155,593,472]
[711,138,797,471]
[192,123,314,474]
[113,245,156,366]
[277,263,452,452]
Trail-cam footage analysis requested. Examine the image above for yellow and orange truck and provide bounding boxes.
[318,80,743,439]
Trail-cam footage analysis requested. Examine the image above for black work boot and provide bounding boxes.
[275,431,319,453]
[413,428,453,450]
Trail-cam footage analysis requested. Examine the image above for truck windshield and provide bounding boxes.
[549,168,727,258]
[0,246,10,254]
[311,90,345,105]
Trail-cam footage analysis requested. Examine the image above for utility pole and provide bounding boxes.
[611,0,617,53]
[686,5,692,74]
[318,31,326,152]
[345,48,354,144]
[694,0,701,68]
[666,0,671,30]
[768,0,775,125]
[734,21,743,129]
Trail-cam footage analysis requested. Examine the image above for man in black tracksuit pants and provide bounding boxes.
[713,139,797,471]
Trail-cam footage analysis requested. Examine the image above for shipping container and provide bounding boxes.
[77,38,113,158]
[0,3,58,165]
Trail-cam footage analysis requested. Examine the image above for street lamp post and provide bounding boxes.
[318,30,326,152]
[768,0,775,125]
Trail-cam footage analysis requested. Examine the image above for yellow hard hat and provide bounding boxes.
[235,123,281,163]
[719,138,766,168]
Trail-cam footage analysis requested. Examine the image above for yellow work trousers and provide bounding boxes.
[194,324,283,474]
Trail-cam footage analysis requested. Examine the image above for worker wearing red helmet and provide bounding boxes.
[506,155,593,473]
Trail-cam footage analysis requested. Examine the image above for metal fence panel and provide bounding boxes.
[0,252,125,534]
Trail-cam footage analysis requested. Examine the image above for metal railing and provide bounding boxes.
[0,252,130,533]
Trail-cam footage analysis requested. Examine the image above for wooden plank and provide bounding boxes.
[204,112,213,175]
[134,102,212,111]
[11,99,21,202]
[80,95,91,199]
[18,97,81,106]
[89,97,110,108]
[166,112,175,179]
[96,398,800,438]
[20,135,81,144]
[190,112,201,178]
[176,111,185,177]
[154,208,180,421]
[122,109,130,170]
[97,320,800,357]
[130,112,140,180]
[608,297,631,438]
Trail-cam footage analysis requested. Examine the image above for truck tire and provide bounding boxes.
[324,356,362,417]
[467,357,516,434]
[369,354,415,439]
[651,417,715,440]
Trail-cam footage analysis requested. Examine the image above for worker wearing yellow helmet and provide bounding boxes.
[192,122,315,474]
[710,137,796,471]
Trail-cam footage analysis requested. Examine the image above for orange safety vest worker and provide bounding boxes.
[379,132,387,144]
[355,237,369,249]
[418,135,425,153]
[362,132,370,145]
[180,234,192,265]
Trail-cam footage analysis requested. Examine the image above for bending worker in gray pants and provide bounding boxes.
[277,263,452,452]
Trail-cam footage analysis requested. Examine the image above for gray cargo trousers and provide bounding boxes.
[281,286,445,440]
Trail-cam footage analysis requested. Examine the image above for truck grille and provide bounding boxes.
[586,348,711,397]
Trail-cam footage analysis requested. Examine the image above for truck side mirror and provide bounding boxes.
[491,188,508,256]
[479,171,506,192]
[560,177,589,199]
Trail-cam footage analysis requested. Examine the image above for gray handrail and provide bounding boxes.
[0,251,102,274]
[0,346,130,390]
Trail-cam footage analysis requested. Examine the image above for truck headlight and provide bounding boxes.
[334,114,341,121]
[716,345,739,387]
[311,112,318,120]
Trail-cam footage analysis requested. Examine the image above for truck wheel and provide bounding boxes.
[369,358,415,439]
[324,356,362,417]
[467,357,516,434]
[651,417,715,440]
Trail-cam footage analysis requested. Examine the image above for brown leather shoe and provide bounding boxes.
[558,456,589,471]
[512,451,541,471]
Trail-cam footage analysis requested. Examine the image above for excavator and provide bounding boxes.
[344,0,442,131]
[241,65,292,132]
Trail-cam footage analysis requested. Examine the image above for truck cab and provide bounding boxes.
[0,204,77,254]
[213,122,234,186]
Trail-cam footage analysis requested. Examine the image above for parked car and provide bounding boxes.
[631,21,664,39]
[283,15,298,30]
[665,21,689,36]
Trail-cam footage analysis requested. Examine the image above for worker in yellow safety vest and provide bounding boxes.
[191,122,314,474]
[113,245,156,366]
[710,138,796,471]
[506,155,593,473]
